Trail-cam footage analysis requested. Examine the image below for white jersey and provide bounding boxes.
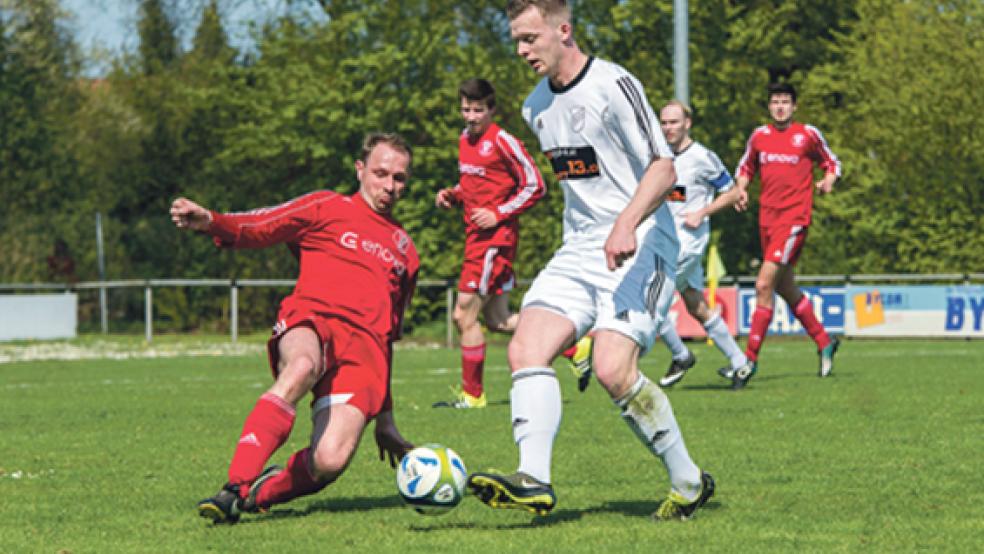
[666,140,734,257]
[521,57,679,265]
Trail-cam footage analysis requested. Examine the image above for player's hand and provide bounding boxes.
[170,197,212,231]
[374,411,413,468]
[469,208,498,229]
[734,188,749,212]
[604,221,637,270]
[815,178,834,194]
[435,188,456,209]
[683,211,703,229]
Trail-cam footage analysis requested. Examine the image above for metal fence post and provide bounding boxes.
[230,281,239,344]
[144,284,153,343]
[446,285,455,349]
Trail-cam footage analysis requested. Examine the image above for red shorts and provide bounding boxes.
[760,224,809,266]
[267,299,390,419]
[458,240,516,296]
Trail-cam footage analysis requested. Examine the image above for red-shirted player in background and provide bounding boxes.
[171,133,419,523]
[732,82,842,389]
[432,78,546,409]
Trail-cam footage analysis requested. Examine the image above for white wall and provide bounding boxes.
[0,294,78,341]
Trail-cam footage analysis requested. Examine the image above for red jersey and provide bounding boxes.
[450,122,545,245]
[736,122,841,225]
[207,191,419,346]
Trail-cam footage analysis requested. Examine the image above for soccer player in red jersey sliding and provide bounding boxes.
[171,133,419,523]
[732,82,842,389]
[432,78,546,409]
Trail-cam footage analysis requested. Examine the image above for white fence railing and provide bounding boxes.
[2,273,983,346]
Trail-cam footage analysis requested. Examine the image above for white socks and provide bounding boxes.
[616,373,702,501]
[660,319,691,361]
[512,367,561,484]
[705,313,747,369]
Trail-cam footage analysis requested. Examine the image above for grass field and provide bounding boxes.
[1,336,982,553]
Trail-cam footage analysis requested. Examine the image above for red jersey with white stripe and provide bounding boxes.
[207,191,419,346]
[450,122,545,246]
[736,122,841,225]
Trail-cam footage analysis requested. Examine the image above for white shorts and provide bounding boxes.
[675,253,704,292]
[522,239,676,354]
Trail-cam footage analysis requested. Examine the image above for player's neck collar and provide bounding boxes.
[675,137,694,155]
[549,56,594,94]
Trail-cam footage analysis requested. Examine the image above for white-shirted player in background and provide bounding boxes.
[467,0,714,522]
[656,100,752,388]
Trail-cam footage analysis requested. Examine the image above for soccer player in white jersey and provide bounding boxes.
[655,100,752,388]
[467,0,714,522]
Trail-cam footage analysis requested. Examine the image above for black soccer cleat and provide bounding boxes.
[658,350,697,388]
[197,483,243,524]
[731,361,757,390]
[240,465,283,513]
[653,471,716,521]
[467,471,557,516]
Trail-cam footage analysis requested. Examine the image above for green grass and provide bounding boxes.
[1,337,982,553]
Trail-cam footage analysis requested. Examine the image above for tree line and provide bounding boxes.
[1,0,981,334]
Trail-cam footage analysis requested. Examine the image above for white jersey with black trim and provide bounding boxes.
[666,140,734,257]
[521,57,678,265]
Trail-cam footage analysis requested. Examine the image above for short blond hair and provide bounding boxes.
[506,0,571,23]
[361,132,413,172]
[661,100,692,120]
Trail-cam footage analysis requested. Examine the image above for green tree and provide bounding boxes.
[804,0,984,273]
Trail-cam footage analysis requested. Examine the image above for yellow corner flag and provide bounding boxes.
[706,245,727,344]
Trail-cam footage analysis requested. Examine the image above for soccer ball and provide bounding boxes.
[396,444,467,515]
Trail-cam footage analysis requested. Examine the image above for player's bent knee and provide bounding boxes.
[309,446,351,482]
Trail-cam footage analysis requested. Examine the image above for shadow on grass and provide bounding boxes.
[234,494,405,525]
[408,498,723,531]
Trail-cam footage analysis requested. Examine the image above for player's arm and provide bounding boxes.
[734,132,759,212]
[489,130,546,224]
[435,184,462,209]
[685,184,741,229]
[806,124,842,194]
[604,73,677,269]
[172,192,329,249]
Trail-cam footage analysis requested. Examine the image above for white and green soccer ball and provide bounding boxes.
[396,444,467,515]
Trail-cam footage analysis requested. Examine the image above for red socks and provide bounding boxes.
[793,295,831,350]
[745,305,774,362]
[461,343,486,397]
[227,393,295,486]
[252,447,329,509]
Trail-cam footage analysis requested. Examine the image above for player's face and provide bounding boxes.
[768,93,796,126]
[659,105,691,150]
[356,143,410,214]
[461,99,494,138]
[509,7,567,78]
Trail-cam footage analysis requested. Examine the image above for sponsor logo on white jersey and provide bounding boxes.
[459,162,486,176]
[479,140,494,157]
[339,231,407,275]
[792,133,806,147]
[570,105,586,132]
[759,152,801,165]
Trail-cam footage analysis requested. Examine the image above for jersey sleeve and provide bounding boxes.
[606,72,674,165]
[207,191,334,249]
[494,130,546,221]
[736,130,760,179]
[390,253,419,342]
[703,150,735,192]
[805,124,842,177]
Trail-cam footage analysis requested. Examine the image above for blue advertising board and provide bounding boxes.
[739,287,845,336]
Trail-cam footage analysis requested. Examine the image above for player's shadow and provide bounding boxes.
[236,494,404,524]
[409,499,722,532]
